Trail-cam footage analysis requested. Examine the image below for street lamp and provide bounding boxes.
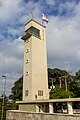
[1,75,6,120]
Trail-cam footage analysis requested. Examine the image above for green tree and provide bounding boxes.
[75,70,80,81]
[0,96,9,120]
[68,70,80,108]
[69,70,80,98]
[48,68,68,88]
[0,97,2,119]
[50,86,74,111]
[50,86,74,99]
[9,76,23,101]
[8,76,23,117]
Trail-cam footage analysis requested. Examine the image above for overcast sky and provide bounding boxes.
[0,0,80,96]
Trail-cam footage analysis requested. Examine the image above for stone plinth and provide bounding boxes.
[6,110,80,120]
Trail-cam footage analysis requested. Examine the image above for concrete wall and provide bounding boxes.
[6,110,80,120]
[19,104,36,112]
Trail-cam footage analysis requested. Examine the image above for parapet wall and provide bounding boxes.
[6,110,80,120]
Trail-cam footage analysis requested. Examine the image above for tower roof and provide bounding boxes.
[24,18,45,28]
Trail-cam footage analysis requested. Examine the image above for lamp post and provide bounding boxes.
[1,75,6,120]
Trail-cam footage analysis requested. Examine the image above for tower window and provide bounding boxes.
[25,90,29,96]
[26,71,29,76]
[26,59,29,64]
[25,26,40,38]
[38,90,43,96]
[26,49,29,53]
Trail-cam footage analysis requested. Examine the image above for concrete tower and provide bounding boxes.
[21,19,49,101]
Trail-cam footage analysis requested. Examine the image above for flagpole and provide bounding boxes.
[41,19,44,41]
[31,12,34,19]
[42,14,49,40]
[42,19,44,25]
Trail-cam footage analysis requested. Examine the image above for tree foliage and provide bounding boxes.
[69,70,80,98]
[9,76,23,101]
[48,68,68,88]
[0,96,10,120]
[50,86,74,99]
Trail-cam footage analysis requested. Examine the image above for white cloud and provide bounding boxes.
[47,3,80,71]
[0,38,23,95]
[8,28,20,37]
[45,0,56,5]
[58,1,77,16]
[0,0,23,24]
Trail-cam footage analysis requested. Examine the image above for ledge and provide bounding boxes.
[16,98,80,104]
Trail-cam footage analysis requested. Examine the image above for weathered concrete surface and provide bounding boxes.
[6,110,80,120]
[19,104,36,112]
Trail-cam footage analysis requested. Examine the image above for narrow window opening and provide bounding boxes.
[26,49,29,53]
[25,90,29,96]
[26,71,29,76]
[26,59,29,64]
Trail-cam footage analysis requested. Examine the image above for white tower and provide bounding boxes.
[21,19,49,101]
